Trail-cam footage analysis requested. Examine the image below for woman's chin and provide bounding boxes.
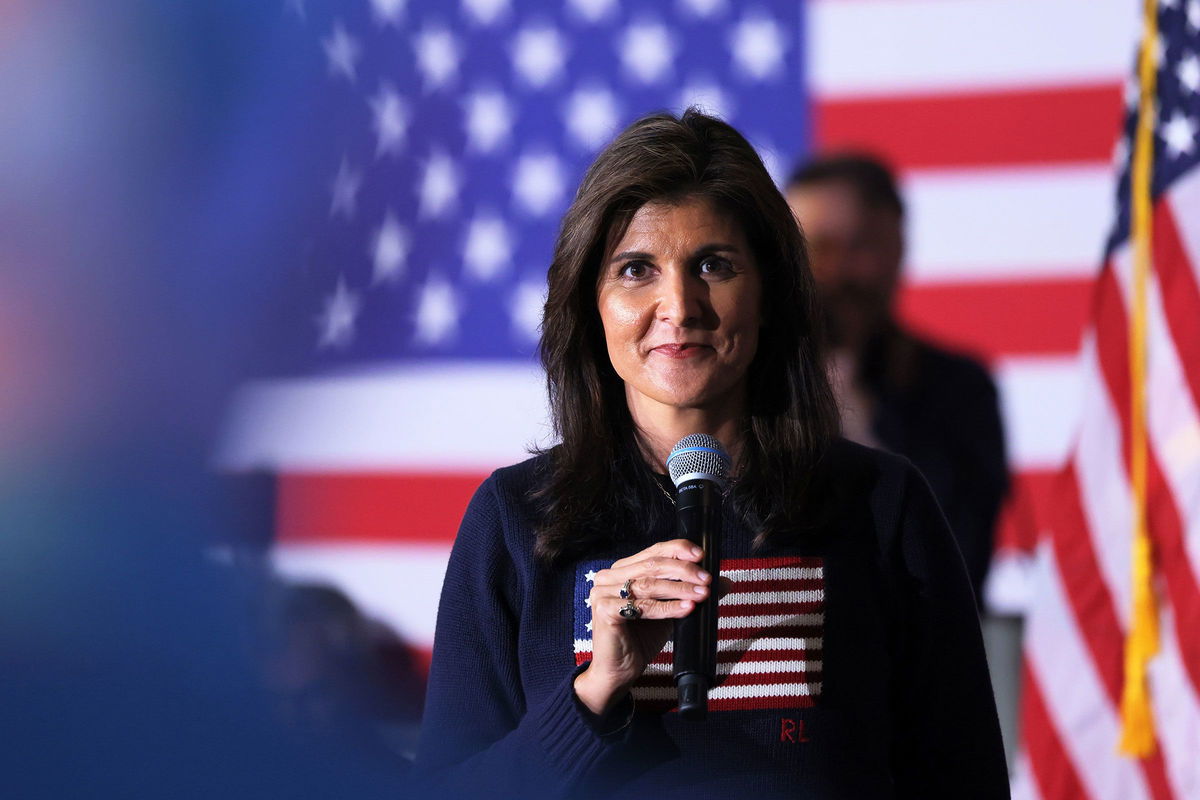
[628,379,745,417]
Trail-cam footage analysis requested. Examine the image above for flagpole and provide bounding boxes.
[1119,0,1160,759]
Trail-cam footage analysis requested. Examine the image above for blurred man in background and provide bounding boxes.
[787,155,1008,603]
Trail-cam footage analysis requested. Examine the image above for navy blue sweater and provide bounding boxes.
[415,440,1009,799]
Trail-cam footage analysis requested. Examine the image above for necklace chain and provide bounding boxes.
[654,477,676,505]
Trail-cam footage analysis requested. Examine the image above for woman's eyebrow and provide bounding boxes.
[609,243,741,263]
[608,250,654,263]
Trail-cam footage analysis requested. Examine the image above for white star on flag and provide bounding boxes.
[462,0,509,26]
[1189,0,1200,30]
[677,82,733,120]
[585,570,597,583]
[371,211,410,284]
[512,25,568,89]
[1162,111,1198,157]
[463,90,514,153]
[564,87,619,150]
[568,0,616,24]
[369,0,405,27]
[414,279,460,345]
[322,21,362,82]
[679,0,726,18]
[414,26,461,90]
[585,621,593,632]
[513,152,566,216]
[463,214,513,281]
[369,83,409,158]
[419,151,460,218]
[510,281,546,342]
[1179,53,1200,94]
[620,22,675,84]
[730,14,786,81]
[315,276,361,349]
[329,157,362,219]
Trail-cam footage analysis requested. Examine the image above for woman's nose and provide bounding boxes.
[656,268,704,326]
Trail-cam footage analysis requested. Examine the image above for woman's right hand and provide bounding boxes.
[572,539,713,716]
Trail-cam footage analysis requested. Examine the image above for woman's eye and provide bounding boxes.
[699,256,734,276]
[619,261,649,279]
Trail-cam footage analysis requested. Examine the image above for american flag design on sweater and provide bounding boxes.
[573,556,825,711]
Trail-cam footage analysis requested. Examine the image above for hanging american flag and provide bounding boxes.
[1009,1,1200,798]
[573,557,825,712]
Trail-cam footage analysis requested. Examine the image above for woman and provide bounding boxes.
[415,110,1008,799]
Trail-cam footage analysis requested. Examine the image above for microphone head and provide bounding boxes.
[667,434,731,489]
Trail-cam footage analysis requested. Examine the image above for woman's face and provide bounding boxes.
[597,196,763,419]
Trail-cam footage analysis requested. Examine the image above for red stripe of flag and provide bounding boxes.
[711,696,817,711]
[717,624,824,640]
[1021,659,1092,799]
[635,672,824,689]
[643,649,822,665]
[814,83,1123,170]
[1154,203,1200,412]
[1049,466,1174,797]
[726,579,823,594]
[1147,456,1200,700]
[1048,464,1125,701]
[717,649,821,663]
[277,472,484,544]
[896,277,1092,361]
[719,602,823,616]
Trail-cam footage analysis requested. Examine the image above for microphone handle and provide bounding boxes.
[672,477,722,720]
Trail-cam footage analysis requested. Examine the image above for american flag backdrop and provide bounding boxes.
[218,0,807,669]
[212,0,1200,793]
[573,557,825,711]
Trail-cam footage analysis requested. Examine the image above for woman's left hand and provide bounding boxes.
[573,538,714,715]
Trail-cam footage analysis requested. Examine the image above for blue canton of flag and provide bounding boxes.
[284,0,805,373]
[573,559,612,647]
[1107,0,1200,256]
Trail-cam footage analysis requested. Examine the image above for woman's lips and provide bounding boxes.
[650,343,712,359]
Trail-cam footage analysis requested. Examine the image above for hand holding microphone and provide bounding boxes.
[572,434,729,720]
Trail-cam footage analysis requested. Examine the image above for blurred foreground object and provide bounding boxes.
[0,2,406,795]
[259,581,425,763]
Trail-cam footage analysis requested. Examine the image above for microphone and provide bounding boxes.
[667,433,730,720]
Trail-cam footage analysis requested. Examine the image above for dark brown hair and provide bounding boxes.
[534,109,838,564]
[786,152,904,218]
